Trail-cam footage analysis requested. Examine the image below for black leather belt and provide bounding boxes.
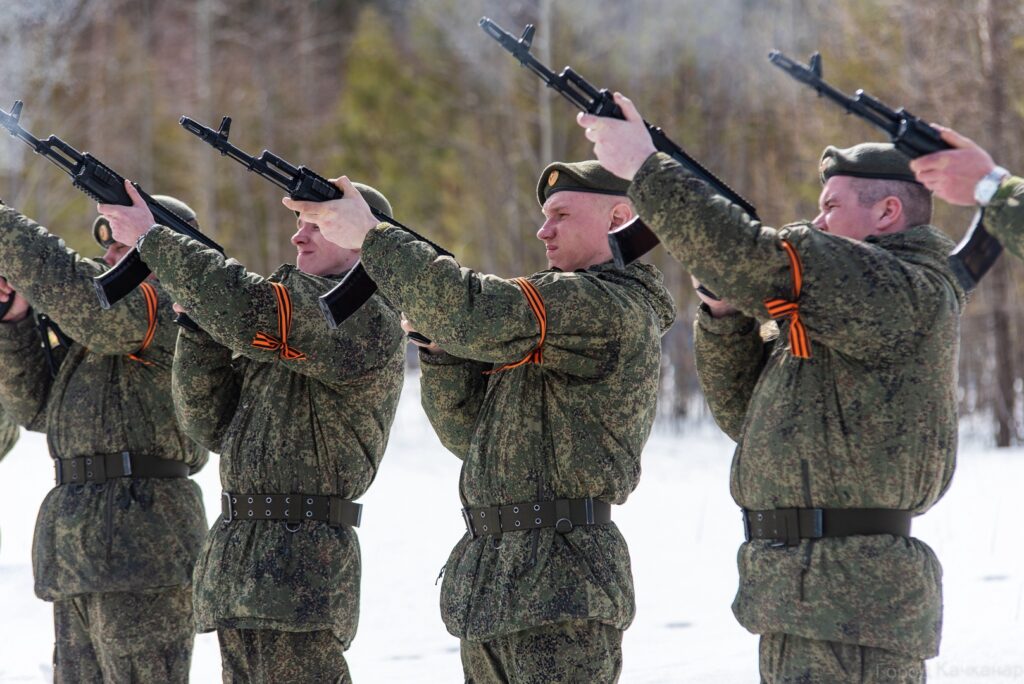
[222,492,362,528]
[462,497,611,538]
[743,507,912,547]
[55,452,190,485]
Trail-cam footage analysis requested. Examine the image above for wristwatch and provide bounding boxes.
[135,224,160,252]
[974,166,1010,206]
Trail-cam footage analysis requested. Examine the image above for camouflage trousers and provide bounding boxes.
[52,585,194,683]
[760,633,926,684]
[217,628,351,684]
[461,619,623,684]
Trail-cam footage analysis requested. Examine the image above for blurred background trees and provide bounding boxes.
[1,0,1022,443]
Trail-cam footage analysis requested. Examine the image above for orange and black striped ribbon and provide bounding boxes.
[485,277,547,375]
[251,282,307,361]
[764,240,811,359]
[127,282,158,366]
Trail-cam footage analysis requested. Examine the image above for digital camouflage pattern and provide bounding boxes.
[359,223,676,643]
[629,152,964,659]
[984,175,1024,260]
[218,628,351,683]
[53,585,195,683]
[0,206,208,600]
[759,633,924,684]
[0,407,18,462]
[460,619,623,683]
[136,226,405,645]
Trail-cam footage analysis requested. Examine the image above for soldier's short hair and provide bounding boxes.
[850,177,933,228]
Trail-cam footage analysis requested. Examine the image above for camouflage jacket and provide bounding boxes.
[631,153,964,659]
[137,227,404,644]
[0,408,17,462]
[0,206,208,600]
[984,175,1024,260]
[360,223,675,642]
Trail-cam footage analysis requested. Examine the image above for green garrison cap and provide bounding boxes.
[352,181,393,217]
[536,160,631,206]
[93,194,198,248]
[819,142,920,185]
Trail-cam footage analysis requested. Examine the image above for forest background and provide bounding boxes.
[1,0,1022,444]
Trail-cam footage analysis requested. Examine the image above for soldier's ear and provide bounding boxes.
[877,196,903,231]
[609,201,633,229]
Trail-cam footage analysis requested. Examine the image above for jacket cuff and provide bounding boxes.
[419,348,472,366]
[695,303,757,336]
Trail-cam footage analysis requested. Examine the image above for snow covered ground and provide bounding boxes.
[0,377,1022,682]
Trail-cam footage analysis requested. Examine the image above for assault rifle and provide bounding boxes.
[480,18,758,269]
[179,115,451,333]
[769,51,1002,292]
[0,101,224,308]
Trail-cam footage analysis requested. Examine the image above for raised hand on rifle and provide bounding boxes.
[281,176,378,250]
[577,93,656,181]
[98,180,159,247]
[910,127,1009,207]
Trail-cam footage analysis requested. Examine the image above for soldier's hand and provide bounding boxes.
[577,92,657,181]
[282,176,377,249]
[98,180,156,245]
[401,315,442,354]
[910,126,999,206]
[172,303,187,315]
[0,277,30,322]
[691,276,738,318]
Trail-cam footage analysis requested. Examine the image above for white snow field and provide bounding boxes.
[0,377,1022,682]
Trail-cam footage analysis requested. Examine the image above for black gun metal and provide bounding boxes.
[0,101,224,308]
[481,18,757,272]
[179,115,453,331]
[768,51,1002,292]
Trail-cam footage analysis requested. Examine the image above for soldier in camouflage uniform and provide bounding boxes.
[102,179,405,683]
[910,125,1024,255]
[285,166,676,683]
[579,95,964,683]
[0,200,209,682]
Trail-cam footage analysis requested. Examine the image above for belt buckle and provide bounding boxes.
[461,508,475,538]
[86,456,106,484]
[768,508,801,548]
[54,459,63,485]
[222,492,234,523]
[741,509,751,542]
[121,451,133,477]
[807,508,823,539]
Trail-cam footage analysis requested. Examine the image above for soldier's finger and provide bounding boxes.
[282,197,319,215]
[613,92,642,122]
[123,179,144,206]
[336,175,356,195]
[577,111,599,129]
[936,126,979,151]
